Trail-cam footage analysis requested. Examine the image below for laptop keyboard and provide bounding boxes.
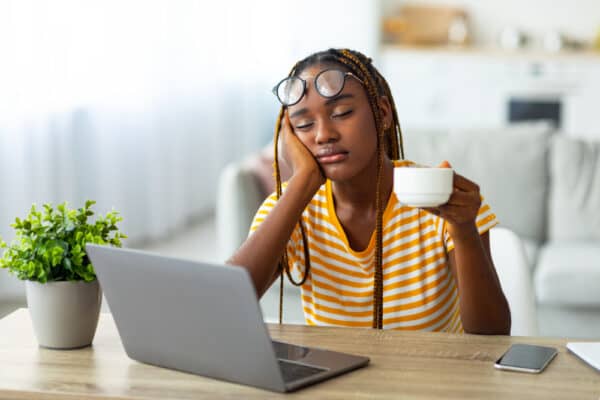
[278,359,327,382]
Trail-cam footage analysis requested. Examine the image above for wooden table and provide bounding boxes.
[0,309,598,399]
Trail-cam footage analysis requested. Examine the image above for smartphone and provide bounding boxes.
[494,344,558,373]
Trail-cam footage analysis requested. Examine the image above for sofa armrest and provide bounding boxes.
[489,227,539,336]
[215,162,266,261]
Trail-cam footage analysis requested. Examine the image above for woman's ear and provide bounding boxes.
[378,96,393,129]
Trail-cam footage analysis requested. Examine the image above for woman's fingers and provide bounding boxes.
[453,172,479,193]
[447,190,481,206]
[434,162,478,193]
[283,110,293,132]
[421,207,441,216]
[279,110,294,166]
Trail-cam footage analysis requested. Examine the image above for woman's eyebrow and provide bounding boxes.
[289,108,308,119]
[324,93,354,106]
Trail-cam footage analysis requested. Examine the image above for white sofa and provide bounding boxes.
[216,123,600,338]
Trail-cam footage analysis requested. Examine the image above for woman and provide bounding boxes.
[227,48,510,334]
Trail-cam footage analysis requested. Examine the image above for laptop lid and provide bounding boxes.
[86,244,286,392]
[86,244,369,392]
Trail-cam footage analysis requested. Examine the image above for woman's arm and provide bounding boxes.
[448,228,511,335]
[426,161,511,335]
[226,112,324,298]
[227,171,321,298]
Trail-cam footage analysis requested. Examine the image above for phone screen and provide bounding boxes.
[495,344,557,371]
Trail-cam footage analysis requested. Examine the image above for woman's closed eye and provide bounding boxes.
[293,109,353,130]
[295,120,314,130]
[332,109,353,119]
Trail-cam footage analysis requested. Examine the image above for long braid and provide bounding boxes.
[272,49,404,329]
[273,63,313,325]
[338,51,404,328]
[273,65,293,325]
[273,107,286,324]
[373,65,405,160]
[337,49,386,329]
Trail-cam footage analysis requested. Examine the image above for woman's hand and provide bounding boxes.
[424,161,481,240]
[279,110,325,190]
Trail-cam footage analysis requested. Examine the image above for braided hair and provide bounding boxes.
[272,48,404,329]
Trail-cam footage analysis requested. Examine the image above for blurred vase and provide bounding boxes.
[499,27,528,50]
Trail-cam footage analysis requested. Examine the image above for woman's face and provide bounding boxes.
[286,64,385,182]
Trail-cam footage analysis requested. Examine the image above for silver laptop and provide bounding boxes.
[86,244,369,392]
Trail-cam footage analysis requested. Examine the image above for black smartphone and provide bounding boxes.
[494,344,558,373]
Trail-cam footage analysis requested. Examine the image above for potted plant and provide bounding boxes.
[0,200,126,349]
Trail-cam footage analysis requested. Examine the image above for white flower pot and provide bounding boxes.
[26,280,102,349]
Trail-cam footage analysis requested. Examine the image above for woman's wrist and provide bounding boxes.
[297,165,323,187]
[288,168,323,200]
[447,221,479,244]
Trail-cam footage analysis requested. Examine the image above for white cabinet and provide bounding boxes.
[380,46,600,138]
[562,61,600,138]
[381,49,505,130]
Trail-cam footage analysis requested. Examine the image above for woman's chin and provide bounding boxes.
[322,164,355,182]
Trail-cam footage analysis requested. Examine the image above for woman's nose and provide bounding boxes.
[315,120,339,144]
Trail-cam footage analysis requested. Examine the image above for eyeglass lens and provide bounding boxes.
[276,70,350,106]
[277,78,304,106]
[315,70,346,98]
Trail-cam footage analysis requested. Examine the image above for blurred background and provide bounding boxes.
[1,0,600,337]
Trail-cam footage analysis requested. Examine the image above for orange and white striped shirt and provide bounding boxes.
[250,160,498,332]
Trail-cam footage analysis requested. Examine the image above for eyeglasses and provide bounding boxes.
[272,68,364,106]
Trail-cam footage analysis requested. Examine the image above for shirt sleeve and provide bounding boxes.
[443,195,499,252]
[249,189,307,279]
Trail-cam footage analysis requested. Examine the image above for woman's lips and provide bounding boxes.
[316,151,349,164]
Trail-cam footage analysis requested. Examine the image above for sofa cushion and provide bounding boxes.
[548,135,600,241]
[404,123,552,242]
[534,242,600,306]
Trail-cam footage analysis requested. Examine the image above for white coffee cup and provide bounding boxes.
[393,167,454,207]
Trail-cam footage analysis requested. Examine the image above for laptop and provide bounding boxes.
[86,244,369,393]
[567,342,600,371]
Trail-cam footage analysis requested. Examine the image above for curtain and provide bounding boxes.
[0,0,379,246]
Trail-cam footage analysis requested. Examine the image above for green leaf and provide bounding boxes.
[0,200,126,282]
[62,257,72,272]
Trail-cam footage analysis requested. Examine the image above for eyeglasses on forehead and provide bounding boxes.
[272,68,364,107]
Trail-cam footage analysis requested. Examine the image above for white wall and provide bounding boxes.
[268,0,382,76]
[0,0,383,300]
[382,0,600,46]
